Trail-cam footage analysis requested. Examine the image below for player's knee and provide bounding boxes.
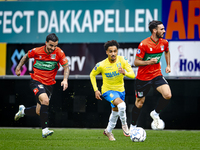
[117,101,126,111]
[40,100,49,106]
[135,101,144,109]
[163,93,172,100]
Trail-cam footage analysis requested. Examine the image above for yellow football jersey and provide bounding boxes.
[90,56,135,94]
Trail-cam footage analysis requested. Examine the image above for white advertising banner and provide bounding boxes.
[169,41,200,76]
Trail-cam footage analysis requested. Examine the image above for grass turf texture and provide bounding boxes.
[0,128,199,150]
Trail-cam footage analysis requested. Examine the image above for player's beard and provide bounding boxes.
[156,31,164,39]
[47,48,54,54]
[110,55,116,62]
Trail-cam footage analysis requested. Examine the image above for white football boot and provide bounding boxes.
[14,105,25,121]
[150,110,163,129]
[122,124,130,137]
[103,129,116,141]
[42,128,54,138]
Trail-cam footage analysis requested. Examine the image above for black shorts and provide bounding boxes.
[30,79,53,104]
[135,76,168,98]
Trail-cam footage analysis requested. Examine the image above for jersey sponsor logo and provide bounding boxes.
[105,71,120,77]
[34,60,58,71]
[33,88,39,95]
[143,53,163,63]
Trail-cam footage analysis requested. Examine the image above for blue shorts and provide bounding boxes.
[102,90,125,108]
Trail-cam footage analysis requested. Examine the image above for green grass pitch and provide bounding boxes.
[0,128,199,150]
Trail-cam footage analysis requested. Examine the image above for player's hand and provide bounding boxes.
[118,67,125,75]
[61,79,68,91]
[149,58,158,65]
[95,90,102,100]
[15,67,21,76]
[165,66,171,73]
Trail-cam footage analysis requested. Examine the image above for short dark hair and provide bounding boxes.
[149,20,163,33]
[104,40,119,50]
[46,33,59,42]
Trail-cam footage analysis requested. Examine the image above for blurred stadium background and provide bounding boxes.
[0,0,200,130]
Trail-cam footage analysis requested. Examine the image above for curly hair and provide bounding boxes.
[104,40,119,51]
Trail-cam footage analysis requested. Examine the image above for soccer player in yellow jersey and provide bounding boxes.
[90,40,135,141]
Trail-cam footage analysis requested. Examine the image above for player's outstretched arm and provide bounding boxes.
[15,53,29,76]
[61,65,70,91]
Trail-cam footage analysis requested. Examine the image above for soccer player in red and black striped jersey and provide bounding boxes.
[14,33,70,138]
[130,20,172,133]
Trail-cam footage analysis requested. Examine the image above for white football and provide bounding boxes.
[130,127,146,142]
[151,119,165,130]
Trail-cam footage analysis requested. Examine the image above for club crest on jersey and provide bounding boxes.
[38,84,44,89]
[116,63,121,68]
[161,45,164,51]
[137,49,141,54]
[51,54,56,59]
